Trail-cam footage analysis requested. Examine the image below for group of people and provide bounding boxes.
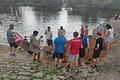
[6,23,114,69]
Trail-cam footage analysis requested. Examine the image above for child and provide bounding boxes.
[68,31,82,68]
[92,32,103,68]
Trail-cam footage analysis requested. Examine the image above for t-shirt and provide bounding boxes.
[54,35,67,53]
[6,29,15,43]
[82,36,90,49]
[107,29,114,38]
[84,28,89,36]
[30,35,41,52]
[89,38,96,49]
[30,35,38,47]
[46,31,53,40]
[69,38,82,55]
[95,37,103,50]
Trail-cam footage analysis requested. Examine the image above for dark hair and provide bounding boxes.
[33,30,39,35]
[9,24,14,29]
[73,31,79,37]
[88,35,92,38]
[97,32,102,36]
[106,24,112,29]
[60,26,63,29]
[47,26,50,29]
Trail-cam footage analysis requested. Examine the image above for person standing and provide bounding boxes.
[105,24,114,53]
[30,31,41,62]
[80,25,84,39]
[68,31,82,68]
[79,35,92,66]
[93,32,103,68]
[54,30,67,67]
[58,26,66,36]
[44,26,53,46]
[6,24,18,56]
[84,25,89,36]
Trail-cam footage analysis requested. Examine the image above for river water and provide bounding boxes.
[0,6,120,45]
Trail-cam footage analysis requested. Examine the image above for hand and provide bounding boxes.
[95,48,98,50]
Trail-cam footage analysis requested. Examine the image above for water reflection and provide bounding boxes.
[1,6,120,45]
[58,8,68,27]
[19,6,38,36]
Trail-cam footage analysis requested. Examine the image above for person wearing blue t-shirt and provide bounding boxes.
[54,30,67,67]
[79,35,92,66]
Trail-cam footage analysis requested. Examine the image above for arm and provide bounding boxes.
[87,38,90,48]
[44,30,47,35]
[95,44,100,50]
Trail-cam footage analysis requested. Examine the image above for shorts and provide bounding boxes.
[69,54,79,61]
[47,40,53,46]
[79,48,85,57]
[9,42,18,48]
[93,49,101,59]
[54,53,64,59]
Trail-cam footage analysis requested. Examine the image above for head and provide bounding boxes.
[106,24,112,30]
[81,25,84,28]
[33,30,39,37]
[97,32,102,37]
[58,30,63,36]
[47,26,51,31]
[24,36,27,39]
[9,24,14,30]
[60,26,63,29]
[85,25,88,28]
[40,35,43,38]
[88,35,92,39]
[73,31,79,38]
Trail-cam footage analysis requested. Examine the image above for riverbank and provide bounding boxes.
[0,20,120,80]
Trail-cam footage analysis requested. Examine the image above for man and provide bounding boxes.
[58,26,66,36]
[6,24,18,56]
[44,27,53,46]
[68,31,82,68]
[93,32,103,68]
[54,30,67,67]
[30,31,41,62]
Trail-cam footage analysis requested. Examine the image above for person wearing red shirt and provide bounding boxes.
[80,25,84,38]
[68,31,82,68]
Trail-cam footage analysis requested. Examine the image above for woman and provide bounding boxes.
[105,24,113,53]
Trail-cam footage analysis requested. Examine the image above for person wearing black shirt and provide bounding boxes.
[93,32,103,67]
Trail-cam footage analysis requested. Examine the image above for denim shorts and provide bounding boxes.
[69,54,79,61]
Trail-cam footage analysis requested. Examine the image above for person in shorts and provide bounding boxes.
[30,31,41,62]
[68,31,82,68]
[79,35,92,66]
[54,30,67,67]
[58,26,66,36]
[93,32,103,67]
[6,24,18,56]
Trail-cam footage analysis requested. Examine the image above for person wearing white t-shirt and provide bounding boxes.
[44,26,53,46]
[105,24,114,53]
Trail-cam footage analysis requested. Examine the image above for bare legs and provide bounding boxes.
[10,47,17,55]
[33,53,40,61]
[54,58,63,67]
